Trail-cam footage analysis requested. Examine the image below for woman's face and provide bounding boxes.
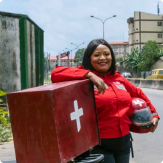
[90,44,112,74]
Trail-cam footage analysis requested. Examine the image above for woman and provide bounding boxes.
[51,39,159,163]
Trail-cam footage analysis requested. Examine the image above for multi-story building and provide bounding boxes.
[49,56,77,68]
[109,41,129,57]
[128,11,163,53]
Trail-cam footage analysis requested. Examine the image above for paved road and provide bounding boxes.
[0,88,162,163]
[0,142,16,163]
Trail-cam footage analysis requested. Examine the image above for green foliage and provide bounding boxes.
[0,90,12,142]
[138,40,162,71]
[74,48,85,66]
[124,47,143,72]
[44,78,51,83]
[0,126,12,142]
[0,90,6,97]
[116,56,124,62]
[123,41,163,73]
[0,109,9,126]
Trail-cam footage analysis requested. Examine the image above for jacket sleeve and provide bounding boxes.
[51,66,90,83]
[123,77,160,119]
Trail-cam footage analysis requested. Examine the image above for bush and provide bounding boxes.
[0,90,12,142]
[0,125,12,142]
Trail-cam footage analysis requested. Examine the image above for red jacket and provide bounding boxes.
[51,66,160,138]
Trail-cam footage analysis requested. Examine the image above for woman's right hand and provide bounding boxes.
[84,72,106,94]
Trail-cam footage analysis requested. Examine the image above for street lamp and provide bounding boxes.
[65,48,76,67]
[90,15,116,39]
[71,42,85,49]
[71,42,85,67]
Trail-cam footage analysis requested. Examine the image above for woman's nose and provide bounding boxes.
[100,54,105,59]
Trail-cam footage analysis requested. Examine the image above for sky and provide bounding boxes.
[0,0,162,57]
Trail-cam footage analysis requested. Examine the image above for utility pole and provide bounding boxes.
[46,53,50,79]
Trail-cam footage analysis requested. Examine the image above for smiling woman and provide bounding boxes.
[51,39,160,163]
[90,44,112,74]
[82,39,116,75]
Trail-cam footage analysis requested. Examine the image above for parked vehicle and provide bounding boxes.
[150,69,163,79]
[121,72,132,78]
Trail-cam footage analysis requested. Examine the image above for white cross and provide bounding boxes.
[133,99,144,107]
[70,100,83,132]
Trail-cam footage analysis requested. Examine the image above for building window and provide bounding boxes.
[157,22,162,26]
[159,70,163,75]
[158,33,162,38]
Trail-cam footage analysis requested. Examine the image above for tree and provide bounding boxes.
[74,48,85,66]
[137,40,162,71]
[116,56,124,62]
[123,47,142,73]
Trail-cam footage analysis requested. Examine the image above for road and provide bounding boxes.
[0,88,162,163]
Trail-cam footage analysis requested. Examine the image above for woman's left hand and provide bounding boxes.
[151,118,159,132]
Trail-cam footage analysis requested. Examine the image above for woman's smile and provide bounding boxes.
[98,62,107,66]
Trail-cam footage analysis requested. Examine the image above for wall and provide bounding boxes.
[128,78,163,90]
[0,15,21,92]
[150,58,163,70]
[0,11,44,93]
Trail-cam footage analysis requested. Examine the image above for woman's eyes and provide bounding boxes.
[94,53,110,57]
[94,54,100,57]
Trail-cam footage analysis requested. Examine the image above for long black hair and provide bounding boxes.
[82,39,116,75]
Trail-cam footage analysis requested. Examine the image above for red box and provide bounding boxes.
[7,80,99,163]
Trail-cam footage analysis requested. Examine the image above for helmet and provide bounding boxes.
[130,97,153,133]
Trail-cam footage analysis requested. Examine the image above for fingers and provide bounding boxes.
[151,118,159,132]
[97,81,106,95]
[97,85,106,95]
[89,74,106,94]
[151,124,157,132]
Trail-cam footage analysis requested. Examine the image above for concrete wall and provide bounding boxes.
[150,58,163,70]
[27,20,36,88]
[141,12,163,19]
[0,15,21,92]
[128,78,163,90]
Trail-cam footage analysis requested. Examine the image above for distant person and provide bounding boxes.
[51,39,160,163]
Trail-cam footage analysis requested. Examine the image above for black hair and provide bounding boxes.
[82,39,116,75]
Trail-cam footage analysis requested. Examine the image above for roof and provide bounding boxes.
[127,17,134,24]
[0,11,43,32]
[109,41,129,45]
[152,69,163,71]
[50,56,75,60]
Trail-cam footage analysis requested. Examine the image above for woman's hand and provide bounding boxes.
[84,72,106,95]
[151,118,159,132]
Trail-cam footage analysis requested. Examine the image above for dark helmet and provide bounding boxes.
[130,97,155,133]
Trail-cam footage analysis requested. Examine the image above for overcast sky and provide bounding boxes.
[0,0,162,56]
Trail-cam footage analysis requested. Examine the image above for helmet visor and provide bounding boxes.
[130,107,152,125]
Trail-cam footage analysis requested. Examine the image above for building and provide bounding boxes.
[128,11,163,53]
[49,56,77,68]
[150,56,163,70]
[109,41,129,57]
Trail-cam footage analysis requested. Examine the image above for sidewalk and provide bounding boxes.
[0,142,16,163]
[0,141,135,163]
